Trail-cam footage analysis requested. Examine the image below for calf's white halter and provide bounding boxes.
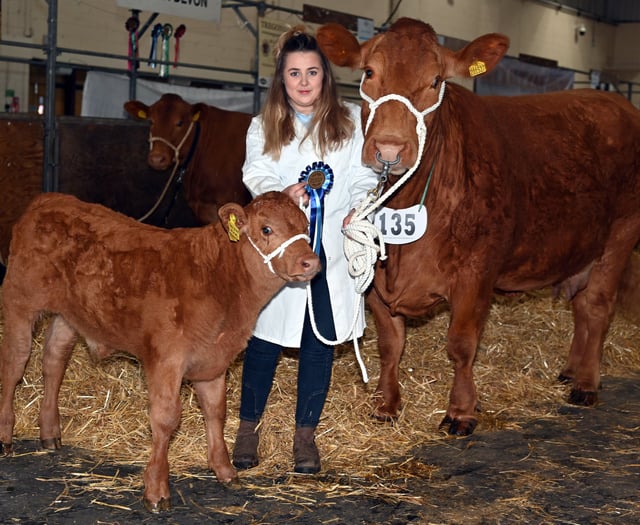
[308,74,447,383]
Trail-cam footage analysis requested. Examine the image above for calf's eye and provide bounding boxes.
[262,226,272,235]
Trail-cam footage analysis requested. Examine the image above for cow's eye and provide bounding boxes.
[431,75,442,89]
[176,120,184,127]
[364,68,374,79]
[262,226,272,235]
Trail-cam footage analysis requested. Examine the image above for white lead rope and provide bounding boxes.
[306,76,447,384]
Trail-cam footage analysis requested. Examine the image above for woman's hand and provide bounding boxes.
[284,181,310,207]
[342,208,356,230]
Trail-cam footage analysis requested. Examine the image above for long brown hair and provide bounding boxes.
[261,26,354,160]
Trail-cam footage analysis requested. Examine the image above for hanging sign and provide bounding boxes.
[116,0,221,23]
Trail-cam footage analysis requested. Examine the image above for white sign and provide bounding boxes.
[374,205,428,244]
[116,0,221,22]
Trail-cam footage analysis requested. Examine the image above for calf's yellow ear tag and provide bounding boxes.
[137,109,148,119]
[228,214,241,242]
[469,60,487,77]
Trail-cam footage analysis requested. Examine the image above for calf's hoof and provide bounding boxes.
[439,415,477,436]
[40,437,62,450]
[144,496,171,513]
[568,388,598,406]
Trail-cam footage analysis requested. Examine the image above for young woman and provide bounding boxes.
[233,26,377,474]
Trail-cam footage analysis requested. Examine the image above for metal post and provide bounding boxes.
[43,0,58,192]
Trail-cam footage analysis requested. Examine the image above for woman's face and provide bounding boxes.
[283,50,324,115]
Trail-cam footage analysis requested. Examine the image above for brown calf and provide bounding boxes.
[0,191,319,512]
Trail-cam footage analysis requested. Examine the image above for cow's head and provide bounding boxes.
[124,94,206,171]
[219,192,320,282]
[317,18,509,174]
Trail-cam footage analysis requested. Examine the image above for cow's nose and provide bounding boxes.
[148,152,170,169]
[374,141,405,164]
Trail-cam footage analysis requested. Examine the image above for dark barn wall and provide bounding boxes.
[0,115,199,266]
[0,117,43,265]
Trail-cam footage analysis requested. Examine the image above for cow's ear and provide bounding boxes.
[219,203,248,242]
[317,23,362,69]
[444,33,509,79]
[192,103,206,122]
[123,100,149,120]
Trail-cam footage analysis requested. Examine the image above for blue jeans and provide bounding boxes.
[239,249,336,428]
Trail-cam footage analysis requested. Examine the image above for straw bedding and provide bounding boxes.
[1,285,638,511]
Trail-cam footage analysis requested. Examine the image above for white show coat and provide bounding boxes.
[242,102,378,347]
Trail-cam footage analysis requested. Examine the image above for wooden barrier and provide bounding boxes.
[0,115,199,264]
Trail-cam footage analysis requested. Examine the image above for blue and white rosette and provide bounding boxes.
[299,161,334,255]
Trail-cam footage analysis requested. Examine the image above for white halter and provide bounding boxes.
[247,233,311,274]
[307,75,447,383]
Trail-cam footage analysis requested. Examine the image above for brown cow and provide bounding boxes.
[124,94,252,224]
[0,191,319,512]
[317,18,640,436]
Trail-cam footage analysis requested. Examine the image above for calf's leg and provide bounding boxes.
[192,375,237,483]
[39,316,78,449]
[143,362,183,513]
[367,289,407,420]
[0,307,36,454]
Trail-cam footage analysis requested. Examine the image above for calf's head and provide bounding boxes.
[124,93,206,170]
[317,18,509,174]
[218,191,321,282]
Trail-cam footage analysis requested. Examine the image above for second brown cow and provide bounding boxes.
[124,94,252,224]
[0,191,319,512]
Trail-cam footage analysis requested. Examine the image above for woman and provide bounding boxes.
[233,26,377,474]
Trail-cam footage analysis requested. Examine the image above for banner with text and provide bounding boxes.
[116,0,221,22]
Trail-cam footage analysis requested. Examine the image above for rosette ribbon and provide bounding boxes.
[174,24,186,68]
[299,161,334,255]
[160,24,173,78]
[148,23,163,68]
[125,15,140,72]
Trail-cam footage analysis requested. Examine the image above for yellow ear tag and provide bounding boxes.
[228,214,240,242]
[469,60,487,77]
[137,109,148,119]
[192,111,201,122]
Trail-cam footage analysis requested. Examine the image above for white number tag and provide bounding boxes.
[374,205,427,244]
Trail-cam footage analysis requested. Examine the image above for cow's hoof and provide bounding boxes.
[144,496,171,513]
[439,415,477,436]
[568,388,598,406]
[40,437,62,450]
[0,441,14,456]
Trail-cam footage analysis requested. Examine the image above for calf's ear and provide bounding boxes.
[219,203,248,242]
[444,33,509,79]
[317,23,362,69]
[123,100,150,120]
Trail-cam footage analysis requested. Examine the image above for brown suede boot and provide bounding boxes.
[232,420,259,470]
[293,426,321,474]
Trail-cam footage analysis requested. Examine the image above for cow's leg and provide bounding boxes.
[192,376,237,483]
[560,235,635,406]
[440,285,493,436]
[143,362,183,513]
[0,307,36,455]
[39,316,78,449]
[367,289,407,420]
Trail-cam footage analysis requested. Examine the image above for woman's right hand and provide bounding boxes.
[283,182,310,207]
